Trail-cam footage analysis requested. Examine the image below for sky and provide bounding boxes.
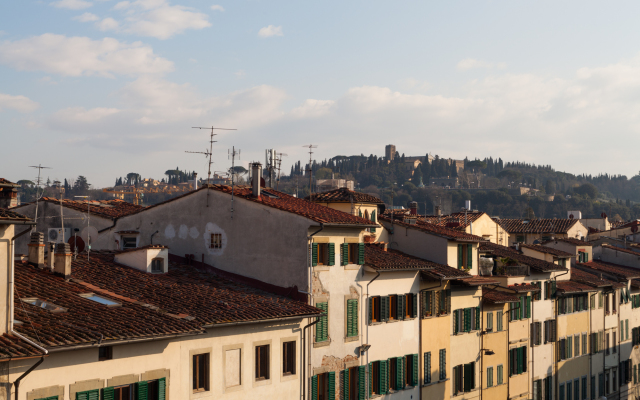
[2,1,640,187]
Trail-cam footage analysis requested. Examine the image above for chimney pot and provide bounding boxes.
[251,163,262,198]
[193,172,198,191]
[28,232,45,268]
[409,201,418,215]
[54,242,72,279]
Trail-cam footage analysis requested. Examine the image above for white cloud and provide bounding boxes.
[106,0,210,39]
[457,58,507,71]
[0,93,39,112]
[0,34,174,77]
[50,0,93,10]
[210,5,224,11]
[235,69,245,78]
[97,17,120,31]
[73,12,99,22]
[258,25,283,38]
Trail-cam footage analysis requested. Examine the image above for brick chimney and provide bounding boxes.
[54,243,72,279]
[409,201,418,215]
[28,232,45,268]
[251,163,262,198]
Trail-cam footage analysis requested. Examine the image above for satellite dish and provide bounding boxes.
[68,236,85,253]
[569,214,574,220]
[81,226,99,246]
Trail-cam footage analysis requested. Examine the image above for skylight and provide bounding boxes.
[79,293,121,307]
[21,298,67,313]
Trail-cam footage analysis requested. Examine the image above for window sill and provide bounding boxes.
[344,336,359,343]
[423,378,448,387]
[313,266,330,272]
[344,264,361,271]
[313,339,331,348]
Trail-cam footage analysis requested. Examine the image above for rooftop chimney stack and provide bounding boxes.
[193,172,198,191]
[409,201,418,215]
[28,232,45,268]
[435,205,442,216]
[54,243,72,279]
[251,162,262,198]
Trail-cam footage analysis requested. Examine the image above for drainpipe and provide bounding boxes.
[360,269,381,400]
[150,230,159,245]
[305,224,325,400]
[531,288,535,400]
[589,292,594,400]
[302,317,321,400]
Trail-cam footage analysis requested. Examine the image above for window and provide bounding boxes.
[424,352,431,384]
[255,345,270,380]
[21,298,67,313]
[312,243,334,266]
[545,376,553,400]
[405,354,418,386]
[99,346,113,361]
[122,236,137,249]
[625,319,629,341]
[389,295,399,321]
[599,373,604,397]
[283,341,295,376]
[567,380,572,400]
[311,371,335,400]
[487,312,493,331]
[457,244,473,269]
[487,366,494,388]
[439,349,446,381]
[605,371,610,395]
[370,361,387,395]
[225,348,241,387]
[346,299,358,337]
[113,385,132,400]
[544,280,557,300]
[421,289,451,318]
[612,368,617,392]
[344,366,364,398]
[75,391,99,400]
[605,333,610,355]
[559,258,567,268]
[582,333,587,356]
[315,302,328,342]
[574,378,580,400]
[497,311,503,332]
[532,282,541,301]
[516,235,525,243]
[370,296,382,323]
[404,293,417,319]
[591,375,596,399]
[497,365,503,385]
[210,233,222,249]
[509,347,527,376]
[341,243,364,265]
[560,383,565,400]
[544,319,557,343]
[613,332,617,353]
[533,379,541,400]
[633,327,640,346]
[531,321,542,345]
[453,362,475,394]
[453,307,480,334]
[151,258,164,273]
[146,379,166,400]
[192,353,209,393]
[80,293,121,307]
[574,334,580,356]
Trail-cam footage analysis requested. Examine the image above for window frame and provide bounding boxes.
[151,257,164,273]
[210,233,222,249]
[121,235,137,250]
[98,346,113,361]
[192,352,210,393]
[255,344,270,381]
[282,341,296,376]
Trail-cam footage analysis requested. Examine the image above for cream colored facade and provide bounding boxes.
[450,286,481,400]
[504,221,588,247]
[481,302,508,400]
[420,280,451,400]
[543,240,592,267]
[462,214,509,246]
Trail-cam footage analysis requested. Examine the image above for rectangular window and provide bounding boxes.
[389,295,398,321]
[567,381,572,400]
[405,354,418,386]
[371,361,381,395]
[113,385,132,400]
[497,365,503,385]
[121,236,137,249]
[283,341,295,376]
[544,376,553,400]
[605,333,610,355]
[487,366,493,388]
[151,258,163,273]
[591,375,596,399]
[316,243,328,265]
[193,353,210,393]
[612,369,617,393]
[439,349,446,380]
[560,383,565,400]
[255,345,270,380]
[613,332,617,353]
[487,312,493,331]
[626,319,629,341]
[574,334,580,357]
[497,311,503,332]
[605,372,610,395]
[574,378,580,400]
[582,333,587,356]
[405,293,417,319]
[370,296,380,323]
[533,379,542,400]
[209,233,222,249]
[316,302,328,342]
[313,371,335,400]
[599,373,604,397]
[99,346,113,361]
[346,299,358,337]
[424,352,431,384]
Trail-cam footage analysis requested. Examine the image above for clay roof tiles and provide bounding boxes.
[380,215,486,242]
[0,334,45,360]
[454,275,500,286]
[364,244,444,271]
[420,265,473,281]
[494,218,580,234]
[519,244,574,258]
[600,245,640,257]
[482,288,519,304]
[0,207,30,222]
[419,211,486,229]
[15,198,144,220]
[479,242,566,272]
[507,283,540,293]
[306,188,384,204]
[543,238,592,247]
[556,280,596,294]
[571,268,625,289]
[578,261,640,280]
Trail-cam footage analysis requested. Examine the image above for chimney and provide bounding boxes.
[435,205,442,216]
[48,243,55,271]
[409,202,418,215]
[378,242,388,251]
[54,243,72,279]
[28,232,45,268]
[251,162,262,198]
[193,172,198,190]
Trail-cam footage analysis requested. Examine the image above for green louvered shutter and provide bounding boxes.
[475,307,480,330]
[412,293,418,318]
[465,308,471,332]
[463,364,470,392]
[382,296,389,322]
[347,299,358,337]
[328,371,336,400]
[343,370,349,400]
[312,243,318,266]
[368,297,373,325]
[526,296,532,318]
[371,211,377,233]
[158,378,166,400]
[136,381,148,400]
[358,366,365,400]
[359,210,363,217]
[380,360,388,395]
[368,363,373,398]
[358,243,365,265]
[412,354,419,386]
[466,244,473,269]
[312,375,318,400]
[397,357,404,390]
[316,302,328,342]
[458,244,463,269]
[551,281,557,298]
[453,310,459,334]
[397,295,403,321]
[328,243,335,266]
[341,244,348,266]
[101,387,114,400]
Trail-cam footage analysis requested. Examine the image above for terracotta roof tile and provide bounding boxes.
[631,279,640,289]
[454,275,500,286]
[0,207,30,222]
[479,242,566,272]
[380,215,486,242]
[519,244,574,258]
[420,266,472,281]
[571,268,625,288]
[0,178,20,187]
[364,244,443,271]
[419,211,487,229]
[0,334,45,360]
[578,261,640,280]
[306,188,383,204]
[14,198,144,220]
[542,238,592,247]
[507,283,540,293]
[483,288,519,304]
[601,245,640,257]
[556,280,596,294]
[494,218,580,234]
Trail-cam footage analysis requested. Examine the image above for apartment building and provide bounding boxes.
[494,218,588,246]
[543,238,593,267]
[420,211,510,246]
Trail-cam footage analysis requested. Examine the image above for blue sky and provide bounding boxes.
[2,0,640,187]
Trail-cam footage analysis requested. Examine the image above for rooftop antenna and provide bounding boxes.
[302,144,317,199]
[29,164,52,231]
[187,126,237,207]
[228,146,241,219]
[275,152,288,191]
[74,196,91,261]
[265,149,277,188]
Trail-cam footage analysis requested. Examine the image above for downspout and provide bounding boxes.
[361,269,381,399]
[589,293,594,400]
[531,288,534,400]
[150,230,159,245]
[305,224,325,400]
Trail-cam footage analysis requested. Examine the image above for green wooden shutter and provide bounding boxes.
[382,296,389,322]
[380,360,388,395]
[312,243,318,266]
[341,244,348,266]
[343,370,349,400]
[328,243,335,266]
[158,378,166,400]
[463,363,470,392]
[497,365,503,385]
[358,243,365,265]
[453,310,459,334]
[101,387,114,400]
[464,308,471,332]
[371,211,377,233]
[397,357,404,390]
[136,381,148,400]
[458,245,463,269]
[358,366,365,400]
[312,375,318,400]
[368,297,373,325]
[526,296,531,318]
[328,371,336,400]
[359,210,363,217]
[412,293,418,318]
[412,354,419,386]
[551,281,557,298]
[466,244,473,269]
[475,307,480,330]
[316,302,328,342]
[397,295,404,320]
[347,299,358,337]
[497,311,503,331]
[368,363,373,398]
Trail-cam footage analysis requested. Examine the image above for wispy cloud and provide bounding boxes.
[50,0,92,10]
[457,58,506,71]
[258,25,283,38]
[210,5,224,12]
[73,12,99,22]
[0,93,39,112]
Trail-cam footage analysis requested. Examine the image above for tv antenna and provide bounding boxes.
[186,126,236,207]
[29,164,52,230]
[302,144,317,198]
[275,152,288,190]
[228,146,241,218]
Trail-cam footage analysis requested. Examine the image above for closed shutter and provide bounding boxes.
[497,365,503,385]
[328,243,335,266]
[380,360,388,395]
[312,243,318,266]
[626,319,629,341]
[101,388,114,400]
[136,381,148,400]
[466,244,473,269]
[76,390,100,400]
[453,310,458,334]
[312,375,318,400]
[382,296,389,322]
[551,281,556,298]
[551,320,557,342]
[347,299,358,337]
[397,357,404,390]
[358,243,365,265]
[412,354,419,386]
[342,370,349,400]
[475,307,480,330]
[316,302,328,342]
[397,295,404,321]
[567,336,572,358]
[497,311,503,331]
[458,245,463,269]
[158,377,166,400]
[328,371,336,400]
[368,298,373,325]
[469,362,475,390]
[424,352,431,384]
[371,211,377,233]
[412,293,418,318]
[341,244,348,266]
[526,296,531,318]
[440,349,446,380]
[446,289,452,314]
[635,365,638,385]
[463,363,471,392]
[531,323,536,346]
[368,364,373,398]
[465,308,471,332]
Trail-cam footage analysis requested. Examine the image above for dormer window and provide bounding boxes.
[151,258,164,273]
[121,236,137,250]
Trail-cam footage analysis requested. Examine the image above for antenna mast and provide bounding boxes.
[275,152,288,190]
[302,144,317,199]
[29,164,52,231]
[228,146,241,219]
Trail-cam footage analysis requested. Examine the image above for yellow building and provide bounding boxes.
[420,211,510,246]
[494,218,588,246]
